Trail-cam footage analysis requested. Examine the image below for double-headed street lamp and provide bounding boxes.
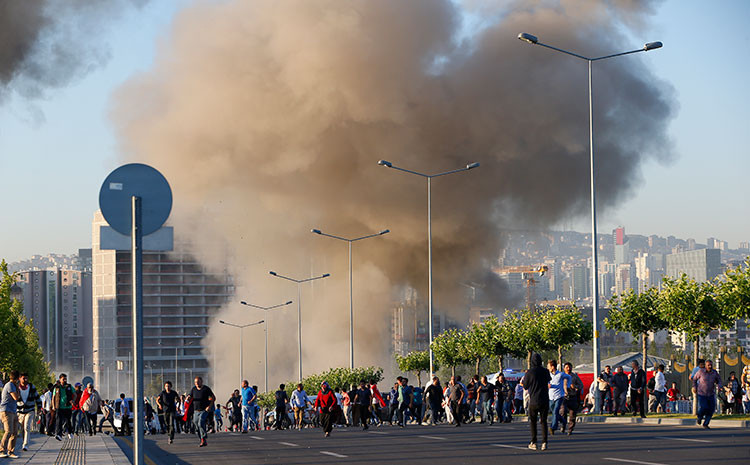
[240,300,293,392]
[377,160,480,377]
[269,271,330,381]
[218,319,264,386]
[517,32,662,378]
[311,228,390,370]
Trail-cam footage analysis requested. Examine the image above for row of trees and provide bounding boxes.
[396,307,592,381]
[0,260,54,387]
[607,262,750,370]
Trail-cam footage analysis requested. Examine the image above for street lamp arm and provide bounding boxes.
[311,229,350,242]
[430,163,480,178]
[241,300,293,310]
[535,41,591,61]
[299,273,330,283]
[383,164,430,178]
[591,48,646,62]
[269,271,300,283]
[351,229,391,242]
[219,320,241,329]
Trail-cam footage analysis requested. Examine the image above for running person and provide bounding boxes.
[314,382,337,437]
[190,377,215,447]
[157,382,179,444]
[523,353,552,451]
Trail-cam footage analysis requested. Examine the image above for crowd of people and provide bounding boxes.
[1,361,748,457]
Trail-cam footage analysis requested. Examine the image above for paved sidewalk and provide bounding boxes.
[13,433,131,465]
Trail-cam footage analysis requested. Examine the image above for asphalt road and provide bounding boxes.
[115,421,750,465]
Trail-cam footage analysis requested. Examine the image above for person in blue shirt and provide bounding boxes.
[240,380,257,433]
[412,385,424,425]
[547,359,570,434]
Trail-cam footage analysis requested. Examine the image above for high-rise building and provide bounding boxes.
[91,211,234,398]
[613,227,626,246]
[570,265,589,300]
[739,241,749,251]
[12,268,92,377]
[665,249,721,283]
[614,264,634,295]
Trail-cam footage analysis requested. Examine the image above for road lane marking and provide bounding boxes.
[418,435,446,440]
[604,458,669,465]
[654,436,711,443]
[492,443,529,450]
[368,431,389,435]
[250,436,264,440]
[278,441,299,447]
[320,451,348,458]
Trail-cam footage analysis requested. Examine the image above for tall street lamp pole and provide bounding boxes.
[269,271,330,381]
[219,319,264,386]
[240,300,294,393]
[377,160,480,377]
[517,32,662,378]
[311,228,390,369]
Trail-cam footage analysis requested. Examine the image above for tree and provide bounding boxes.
[0,260,53,387]
[431,328,468,377]
[490,316,526,373]
[502,308,554,368]
[540,306,593,367]
[659,274,728,366]
[606,287,667,371]
[462,318,504,376]
[716,258,750,321]
[395,350,430,386]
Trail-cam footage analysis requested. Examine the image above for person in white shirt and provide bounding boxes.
[40,385,53,436]
[653,364,667,412]
[290,384,310,429]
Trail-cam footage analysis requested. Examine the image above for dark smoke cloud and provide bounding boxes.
[0,0,146,101]
[112,0,675,390]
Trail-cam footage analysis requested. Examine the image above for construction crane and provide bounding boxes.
[497,265,548,310]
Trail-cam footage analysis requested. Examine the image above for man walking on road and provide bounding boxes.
[53,374,75,440]
[548,360,569,435]
[157,381,179,444]
[291,384,309,430]
[523,353,552,451]
[653,364,667,413]
[190,376,215,447]
[693,360,722,429]
[17,372,41,451]
[0,370,22,459]
[240,380,257,432]
[273,384,289,430]
[563,363,583,435]
[629,361,647,418]
[448,376,464,427]
[611,366,629,416]
[353,381,371,430]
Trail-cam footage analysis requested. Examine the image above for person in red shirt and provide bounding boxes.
[72,384,86,434]
[314,382,337,437]
[667,382,681,413]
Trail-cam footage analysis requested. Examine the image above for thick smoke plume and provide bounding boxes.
[112,0,674,393]
[0,0,146,101]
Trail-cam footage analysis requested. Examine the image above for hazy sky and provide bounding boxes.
[1,0,748,263]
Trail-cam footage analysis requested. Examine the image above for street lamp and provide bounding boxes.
[219,319,264,386]
[240,300,294,392]
[311,228,390,369]
[269,271,331,381]
[517,31,662,379]
[377,160,479,377]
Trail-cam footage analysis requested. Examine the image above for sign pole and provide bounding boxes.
[132,196,144,465]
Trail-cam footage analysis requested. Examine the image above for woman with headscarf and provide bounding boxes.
[314,382,337,437]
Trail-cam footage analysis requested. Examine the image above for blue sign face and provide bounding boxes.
[99,163,172,236]
[81,376,94,388]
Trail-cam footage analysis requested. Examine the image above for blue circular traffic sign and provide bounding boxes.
[99,163,172,236]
